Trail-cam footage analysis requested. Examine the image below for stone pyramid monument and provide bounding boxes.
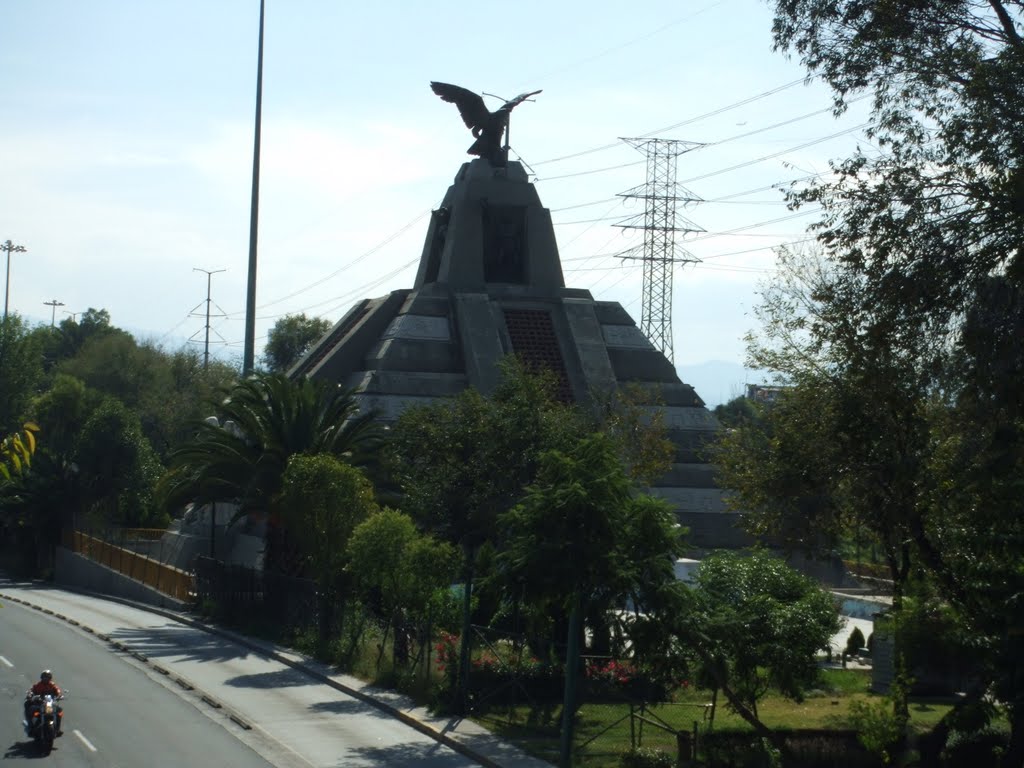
[290,92,748,549]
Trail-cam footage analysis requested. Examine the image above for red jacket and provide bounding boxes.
[30,680,62,698]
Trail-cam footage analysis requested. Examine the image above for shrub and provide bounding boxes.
[619,746,674,768]
[845,626,866,656]
[942,728,1009,767]
[848,698,902,764]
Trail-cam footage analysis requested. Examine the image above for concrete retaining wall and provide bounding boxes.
[53,547,189,611]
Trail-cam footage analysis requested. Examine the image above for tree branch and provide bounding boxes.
[987,0,1024,48]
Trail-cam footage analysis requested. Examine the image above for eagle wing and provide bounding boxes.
[430,82,490,131]
[504,89,542,110]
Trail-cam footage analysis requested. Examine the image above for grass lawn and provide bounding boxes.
[475,669,955,766]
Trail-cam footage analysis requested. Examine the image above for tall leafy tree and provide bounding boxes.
[75,397,163,528]
[768,3,1024,759]
[279,454,382,643]
[262,313,331,373]
[497,432,682,765]
[713,246,934,728]
[913,276,1024,763]
[0,315,45,434]
[385,359,587,709]
[771,0,1024,333]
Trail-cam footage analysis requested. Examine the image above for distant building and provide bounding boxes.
[745,384,787,405]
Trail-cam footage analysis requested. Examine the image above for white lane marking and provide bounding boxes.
[74,729,98,752]
[0,655,13,668]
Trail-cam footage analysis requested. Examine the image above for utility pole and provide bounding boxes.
[243,0,266,376]
[614,138,704,364]
[2,239,27,320]
[43,299,65,327]
[191,268,227,369]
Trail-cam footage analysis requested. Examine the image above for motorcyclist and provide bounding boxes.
[23,670,63,736]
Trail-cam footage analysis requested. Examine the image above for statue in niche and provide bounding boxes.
[430,82,541,167]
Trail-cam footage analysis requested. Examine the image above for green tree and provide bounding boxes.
[346,507,458,668]
[765,4,1024,754]
[386,359,587,710]
[75,398,163,528]
[713,246,933,728]
[279,454,381,644]
[712,395,762,429]
[158,373,382,572]
[31,374,98,461]
[771,0,1024,332]
[497,432,683,765]
[914,277,1024,762]
[634,550,839,755]
[0,315,45,433]
[262,313,331,373]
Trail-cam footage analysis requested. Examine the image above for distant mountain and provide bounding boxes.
[676,360,763,409]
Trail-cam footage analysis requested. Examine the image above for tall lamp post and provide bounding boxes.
[2,240,27,320]
[242,0,266,376]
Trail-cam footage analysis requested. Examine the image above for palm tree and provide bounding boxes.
[158,373,382,570]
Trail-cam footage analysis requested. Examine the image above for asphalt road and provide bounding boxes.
[0,584,510,767]
[0,598,274,767]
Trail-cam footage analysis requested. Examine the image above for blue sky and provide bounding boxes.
[1,1,870,405]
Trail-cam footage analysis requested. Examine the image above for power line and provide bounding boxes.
[515,0,724,97]
[224,209,430,319]
[539,121,868,183]
[679,124,870,185]
[533,76,809,166]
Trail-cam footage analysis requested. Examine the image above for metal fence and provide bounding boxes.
[65,529,194,602]
[192,556,319,630]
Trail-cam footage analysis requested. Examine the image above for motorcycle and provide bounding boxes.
[23,692,65,754]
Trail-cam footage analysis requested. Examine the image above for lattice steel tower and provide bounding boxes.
[614,138,703,363]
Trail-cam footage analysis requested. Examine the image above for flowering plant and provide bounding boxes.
[585,658,638,686]
[434,631,459,682]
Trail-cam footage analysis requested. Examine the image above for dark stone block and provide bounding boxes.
[593,302,635,326]
[608,348,681,382]
[652,463,719,489]
[399,293,452,317]
[365,339,462,373]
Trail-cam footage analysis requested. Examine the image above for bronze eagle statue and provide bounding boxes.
[430,82,542,166]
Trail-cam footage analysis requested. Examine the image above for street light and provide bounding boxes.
[44,299,65,327]
[2,239,27,320]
